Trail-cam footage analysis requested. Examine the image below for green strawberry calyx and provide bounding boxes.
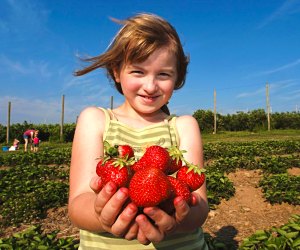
[185,162,206,175]
[168,146,186,164]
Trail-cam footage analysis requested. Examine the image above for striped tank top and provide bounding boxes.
[78,108,208,250]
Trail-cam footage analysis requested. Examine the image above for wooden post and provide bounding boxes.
[266,83,271,131]
[110,96,114,109]
[60,95,65,141]
[213,89,217,134]
[6,101,11,144]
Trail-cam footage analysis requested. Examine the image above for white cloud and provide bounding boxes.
[257,0,300,29]
[257,59,300,76]
[237,86,265,98]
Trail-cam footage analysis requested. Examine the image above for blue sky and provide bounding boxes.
[1,0,300,124]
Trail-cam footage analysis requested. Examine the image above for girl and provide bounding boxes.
[68,13,209,249]
[33,132,40,152]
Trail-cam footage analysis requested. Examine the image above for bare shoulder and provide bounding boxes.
[76,106,106,133]
[175,115,201,146]
[77,106,105,121]
[175,115,200,132]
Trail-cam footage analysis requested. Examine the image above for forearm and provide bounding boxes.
[68,192,105,233]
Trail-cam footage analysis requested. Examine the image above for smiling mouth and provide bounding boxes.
[140,95,159,100]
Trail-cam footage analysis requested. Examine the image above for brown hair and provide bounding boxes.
[74,13,189,95]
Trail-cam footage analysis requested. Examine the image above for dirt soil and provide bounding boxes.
[2,168,300,248]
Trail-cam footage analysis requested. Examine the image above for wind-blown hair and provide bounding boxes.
[75,13,189,95]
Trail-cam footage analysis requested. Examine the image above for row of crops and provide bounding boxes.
[0,140,299,249]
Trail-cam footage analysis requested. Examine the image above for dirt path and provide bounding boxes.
[202,169,300,248]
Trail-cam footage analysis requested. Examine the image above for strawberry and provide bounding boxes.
[103,141,135,159]
[176,164,206,191]
[167,176,191,203]
[117,145,134,159]
[167,146,186,175]
[129,168,171,207]
[131,145,170,173]
[96,157,133,188]
[159,176,191,214]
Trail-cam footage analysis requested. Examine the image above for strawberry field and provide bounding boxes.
[0,131,300,249]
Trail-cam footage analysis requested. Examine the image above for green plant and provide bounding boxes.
[240,214,300,250]
[0,225,79,249]
[259,174,300,205]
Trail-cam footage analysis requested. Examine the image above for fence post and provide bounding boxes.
[6,101,11,144]
[110,96,113,109]
[60,95,65,141]
[213,89,217,134]
[266,83,271,131]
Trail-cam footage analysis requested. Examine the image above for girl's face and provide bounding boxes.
[114,47,177,115]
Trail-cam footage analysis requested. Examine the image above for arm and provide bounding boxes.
[68,106,105,231]
[68,107,138,234]
[173,115,209,231]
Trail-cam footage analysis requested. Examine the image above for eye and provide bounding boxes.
[159,72,171,77]
[157,72,172,79]
[131,70,143,75]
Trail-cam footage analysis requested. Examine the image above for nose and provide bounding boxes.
[143,76,158,94]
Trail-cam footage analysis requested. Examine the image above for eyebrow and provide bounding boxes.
[128,64,176,73]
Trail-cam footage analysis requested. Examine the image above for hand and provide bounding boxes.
[135,196,191,244]
[90,177,139,239]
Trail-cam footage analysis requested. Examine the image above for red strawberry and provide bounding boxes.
[96,158,132,188]
[176,164,206,191]
[167,147,186,175]
[129,168,171,207]
[131,145,170,173]
[103,141,135,159]
[159,176,191,214]
[168,176,191,203]
[117,145,134,159]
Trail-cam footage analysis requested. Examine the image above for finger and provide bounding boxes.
[111,203,138,237]
[100,187,129,228]
[143,207,176,235]
[190,193,198,206]
[136,213,164,243]
[124,221,139,241]
[173,196,190,223]
[94,181,117,214]
[90,176,103,193]
[137,224,151,245]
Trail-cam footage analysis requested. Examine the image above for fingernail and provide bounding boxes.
[97,178,103,189]
[126,204,137,216]
[116,189,127,200]
[106,182,116,193]
[174,197,184,206]
[145,207,156,216]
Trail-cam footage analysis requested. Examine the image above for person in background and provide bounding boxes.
[23,129,39,152]
[68,13,209,249]
[13,139,20,150]
[33,132,40,152]
[9,138,20,151]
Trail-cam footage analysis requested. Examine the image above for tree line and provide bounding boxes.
[1,109,300,144]
[193,109,300,133]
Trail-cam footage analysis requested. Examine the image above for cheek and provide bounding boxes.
[162,82,175,96]
[120,77,140,94]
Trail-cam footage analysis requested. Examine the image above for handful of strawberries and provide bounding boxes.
[96,141,205,213]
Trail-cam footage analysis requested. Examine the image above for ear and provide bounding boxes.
[113,68,120,83]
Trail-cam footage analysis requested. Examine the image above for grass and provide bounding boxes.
[201,129,300,143]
